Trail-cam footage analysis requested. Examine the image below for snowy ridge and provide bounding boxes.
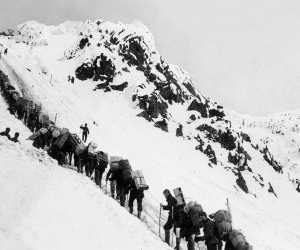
[0,19,300,250]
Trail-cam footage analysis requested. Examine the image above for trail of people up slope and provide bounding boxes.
[1,21,300,250]
[0,64,253,250]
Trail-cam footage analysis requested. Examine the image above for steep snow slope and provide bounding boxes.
[0,97,171,250]
[0,20,300,250]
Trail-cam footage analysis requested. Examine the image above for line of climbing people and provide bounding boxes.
[0,69,149,219]
[160,189,252,250]
[0,70,252,250]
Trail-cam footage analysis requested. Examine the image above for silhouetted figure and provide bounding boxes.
[80,123,89,142]
[0,127,11,139]
[9,132,20,143]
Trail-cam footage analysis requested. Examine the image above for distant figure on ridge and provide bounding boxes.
[80,123,89,142]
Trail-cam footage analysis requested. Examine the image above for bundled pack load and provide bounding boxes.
[96,151,109,163]
[211,209,232,236]
[68,133,85,154]
[39,112,50,125]
[173,187,186,207]
[132,170,149,190]
[87,141,98,155]
[184,201,204,228]
[110,156,123,171]
[27,127,48,140]
[119,159,132,183]
[54,129,70,149]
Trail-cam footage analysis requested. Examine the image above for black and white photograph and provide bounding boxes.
[0,1,300,250]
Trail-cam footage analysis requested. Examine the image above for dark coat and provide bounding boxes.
[80,125,89,135]
[163,194,177,218]
[201,219,220,246]
[180,211,199,239]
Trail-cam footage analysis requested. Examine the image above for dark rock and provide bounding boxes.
[236,172,249,193]
[188,99,208,118]
[110,82,128,91]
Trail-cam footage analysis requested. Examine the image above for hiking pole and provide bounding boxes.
[159,204,162,239]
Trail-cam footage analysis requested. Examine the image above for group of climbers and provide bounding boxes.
[0,70,252,250]
[0,69,149,219]
[106,157,149,218]
[161,190,252,250]
[0,127,19,143]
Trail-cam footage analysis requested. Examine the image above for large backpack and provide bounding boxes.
[212,209,232,236]
[173,187,186,207]
[229,230,253,250]
[87,141,98,155]
[119,159,132,184]
[132,170,149,190]
[96,151,109,163]
[110,156,122,171]
[54,131,70,149]
[185,201,204,228]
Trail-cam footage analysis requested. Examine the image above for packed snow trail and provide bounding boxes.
[0,97,173,250]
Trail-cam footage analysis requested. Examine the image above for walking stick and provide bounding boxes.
[159,204,162,239]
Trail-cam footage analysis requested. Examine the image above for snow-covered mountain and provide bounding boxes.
[0,20,300,250]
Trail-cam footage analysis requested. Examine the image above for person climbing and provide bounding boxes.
[178,210,199,250]
[0,127,11,139]
[195,212,221,250]
[9,132,20,143]
[176,124,183,137]
[80,123,89,142]
[94,152,108,187]
[106,166,121,199]
[128,177,145,218]
[161,189,177,245]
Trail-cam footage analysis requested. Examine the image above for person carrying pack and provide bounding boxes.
[210,209,232,239]
[161,189,177,246]
[117,159,132,207]
[178,210,199,250]
[129,170,149,218]
[195,212,222,250]
[184,201,204,228]
[94,151,108,187]
[172,187,186,250]
[106,156,122,199]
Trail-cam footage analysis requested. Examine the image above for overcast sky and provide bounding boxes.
[1,0,300,115]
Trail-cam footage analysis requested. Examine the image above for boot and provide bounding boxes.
[174,237,181,250]
[165,230,170,245]
[137,210,141,219]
